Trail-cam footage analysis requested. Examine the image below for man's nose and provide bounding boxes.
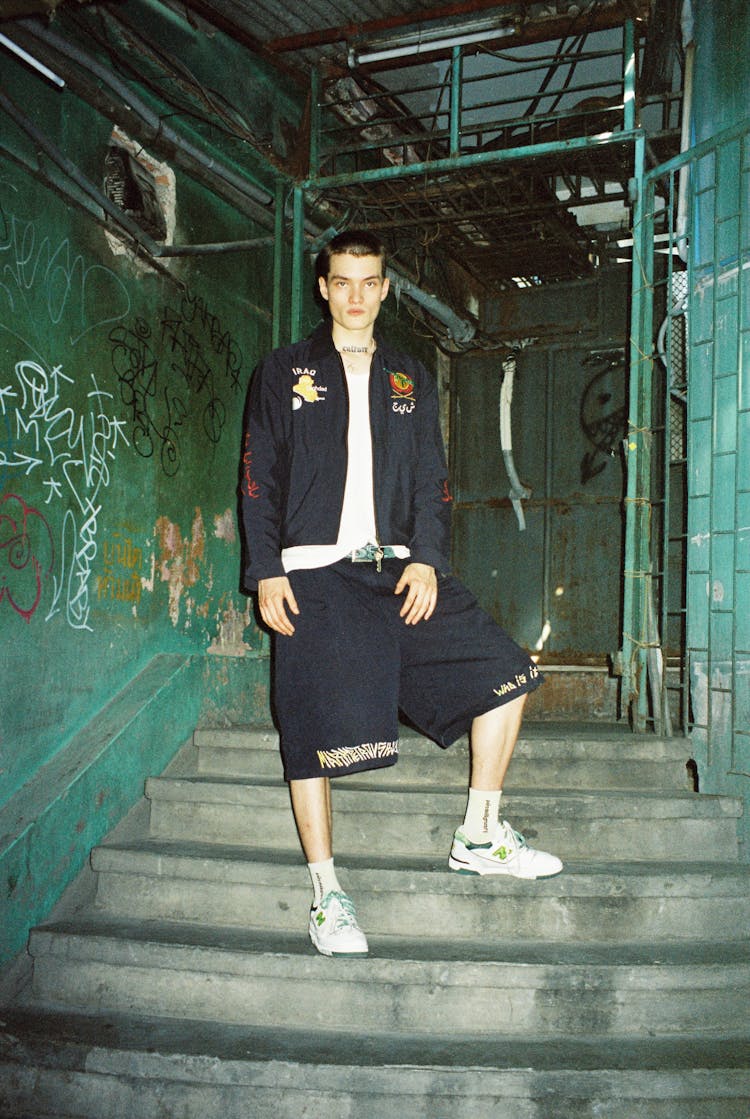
[349,284,363,302]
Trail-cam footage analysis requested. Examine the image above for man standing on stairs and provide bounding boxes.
[240,229,562,958]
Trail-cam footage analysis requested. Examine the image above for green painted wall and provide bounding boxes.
[686,2,750,856]
[0,43,281,964]
[693,0,750,144]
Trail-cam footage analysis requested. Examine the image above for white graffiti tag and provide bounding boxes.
[1,359,130,630]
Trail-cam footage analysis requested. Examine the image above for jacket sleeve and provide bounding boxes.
[239,352,290,592]
[408,366,452,573]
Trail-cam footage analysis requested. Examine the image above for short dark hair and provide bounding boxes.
[315,229,387,282]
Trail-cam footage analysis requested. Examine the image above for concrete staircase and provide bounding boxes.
[2,723,750,1118]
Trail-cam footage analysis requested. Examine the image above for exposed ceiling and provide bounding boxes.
[1,0,684,342]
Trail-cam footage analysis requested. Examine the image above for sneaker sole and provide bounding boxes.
[309,937,369,958]
[309,928,369,957]
[448,852,563,879]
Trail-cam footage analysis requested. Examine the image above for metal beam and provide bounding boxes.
[302,128,642,191]
[621,132,654,729]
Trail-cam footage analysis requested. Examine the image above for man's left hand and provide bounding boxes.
[394,562,438,625]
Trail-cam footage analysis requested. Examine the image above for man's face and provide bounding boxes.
[319,252,390,334]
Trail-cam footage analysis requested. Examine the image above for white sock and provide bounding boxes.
[461,788,502,843]
[308,857,341,907]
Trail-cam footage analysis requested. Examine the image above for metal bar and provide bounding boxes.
[623,18,636,133]
[449,46,462,157]
[272,179,285,349]
[304,127,641,191]
[661,170,678,727]
[309,66,320,179]
[290,186,305,344]
[621,132,654,730]
[0,29,65,86]
[266,0,531,53]
[645,116,750,183]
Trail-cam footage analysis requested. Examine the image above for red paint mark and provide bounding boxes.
[0,493,55,621]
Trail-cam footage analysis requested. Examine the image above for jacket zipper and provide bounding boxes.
[368,351,384,571]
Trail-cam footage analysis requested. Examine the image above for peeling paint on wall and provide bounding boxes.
[208,597,255,656]
[213,508,236,543]
[154,508,205,626]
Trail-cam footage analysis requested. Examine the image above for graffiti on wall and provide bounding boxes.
[97,530,144,606]
[110,289,243,476]
[0,200,131,346]
[0,492,54,622]
[579,351,626,484]
[2,186,244,636]
[0,359,131,629]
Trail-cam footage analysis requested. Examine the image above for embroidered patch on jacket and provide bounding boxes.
[389,370,414,398]
[292,368,326,410]
[316,739,399,770]
[388,369,416,414]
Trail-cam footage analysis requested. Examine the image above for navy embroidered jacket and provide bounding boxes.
[240,320,451,591]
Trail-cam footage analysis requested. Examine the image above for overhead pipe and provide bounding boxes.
[386,269,476,343]
[0,90,273,264]
[676,0,695,262]
[13,20,277,215]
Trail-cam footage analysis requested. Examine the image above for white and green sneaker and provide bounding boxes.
[449,820,563,879]
[308,891,369,957]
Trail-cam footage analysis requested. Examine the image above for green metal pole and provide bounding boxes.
[622,132,654,730]
[450,46,462,157]
[272,179,285,349]
[623,18,636,133]
[290,185,305,343]
[309,66,320,179]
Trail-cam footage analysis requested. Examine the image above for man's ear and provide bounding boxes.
[380,276,390,302]
[318,275,329,301]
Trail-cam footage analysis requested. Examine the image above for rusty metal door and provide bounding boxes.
[451,328,627,664]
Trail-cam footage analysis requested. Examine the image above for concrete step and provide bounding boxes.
[145,777,743,862]
[90,840,750,944]
[26,917,750,1039]
[2,1007,750,1119]
[194,724,697,791]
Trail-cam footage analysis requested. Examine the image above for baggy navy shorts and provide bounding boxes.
[273,558,543,781]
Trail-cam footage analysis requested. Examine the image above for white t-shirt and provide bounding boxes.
[282,366,409,573]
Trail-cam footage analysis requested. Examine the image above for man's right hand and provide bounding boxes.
[257,575,299,635]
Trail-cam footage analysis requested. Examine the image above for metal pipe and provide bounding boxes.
[1,91,274,264]
[309,66,321,179]
[676,0,695,263]
[623,18,636,133]
[15,20,276,211]
[272,180,285,349]
[0,87,162,258]
[0,30,65,86]
[621,132,654,730]
[290,186,306,343]
[386,269,475,343]
[449,46,462,156]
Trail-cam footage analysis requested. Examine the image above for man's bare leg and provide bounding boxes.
[451,692,563,877]
[469,693,527,791]
[290,775,369,955]
[289,776,332,862]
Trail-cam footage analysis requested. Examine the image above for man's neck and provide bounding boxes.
[332,326,375,354]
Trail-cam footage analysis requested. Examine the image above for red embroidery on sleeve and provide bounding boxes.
[242,432,260,499]
[441,479,453,503]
